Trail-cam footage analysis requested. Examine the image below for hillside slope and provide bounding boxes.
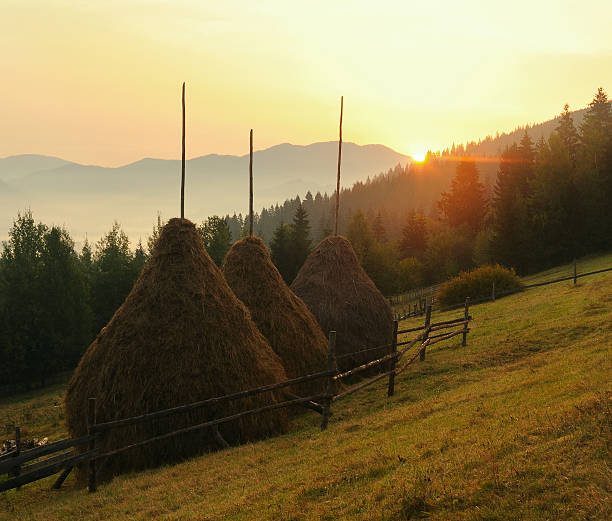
[457,107,589,157]
[2,255,610,520]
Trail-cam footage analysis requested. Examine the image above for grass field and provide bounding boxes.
[1,255,611,520]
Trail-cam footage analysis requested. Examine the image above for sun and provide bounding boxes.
[412,152,426,162]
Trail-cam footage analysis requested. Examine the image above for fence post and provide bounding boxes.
[321,331,337,431]
[573,259,577,285]
[88,397,97,493]
[462,297,470,346]
[492,282,496,302]
[420,305,432,361]
[387,321,399,397]
[12,426,21,487]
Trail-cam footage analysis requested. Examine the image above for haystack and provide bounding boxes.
[222,236,329,397]
[290,235,394,372]
[65,218,288,480]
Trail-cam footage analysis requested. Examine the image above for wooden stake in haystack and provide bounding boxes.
[249,129,254,236]
[334,96,343,235]
[180,82,186,219]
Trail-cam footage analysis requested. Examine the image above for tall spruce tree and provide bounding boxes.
[400,210,427,259]
[580,87,612,172]
[372,210,387,242]
[90,222,137,335]
[529,133,580,268]
[290,203,312,276]
[438,159,486,235]
[490,141,535,273]
[556,103,580,164]
[579,88,612,249]
[0,211,47,386]
[270,222,294,283]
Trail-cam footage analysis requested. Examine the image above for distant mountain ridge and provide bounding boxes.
[0,142,409,242]
[1,104,595,244]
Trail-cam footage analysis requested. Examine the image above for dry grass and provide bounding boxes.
[1,255,611,520]
[222,236,328,397]
[291,236,394,372]
[64,218,288,480]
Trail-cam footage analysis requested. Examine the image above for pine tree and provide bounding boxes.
[400,210,427,259]
[579,87,612,249]
[147,213,165,256]
[490,144,534,273]
[270,222,294,283]
[438,159,486,234]
[290,203,312,275]
[39,226,91,374]
[580,87,612,171]
[91,222,136,335]
[0,211,47,386]
[133,239,148,275]
[555,103,580,164]
[529,133,580,267]
[346,210,373,263]
[372,210,386,242]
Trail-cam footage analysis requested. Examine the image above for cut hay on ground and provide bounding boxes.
[291,236,394,372]
[65,218,288,481]
[222,236,329,397]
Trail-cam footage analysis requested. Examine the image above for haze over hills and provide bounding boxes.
[0,142,409,243]
[0,104,592,245]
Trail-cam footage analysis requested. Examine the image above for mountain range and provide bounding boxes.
[0,104,588,245]
[0,142,409,243]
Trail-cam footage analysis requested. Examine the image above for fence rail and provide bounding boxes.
[393,263,612,321]
[1,300,472,495]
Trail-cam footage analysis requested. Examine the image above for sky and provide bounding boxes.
[2,0,612,166]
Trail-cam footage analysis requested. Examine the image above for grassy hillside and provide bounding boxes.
[1,259,611,520]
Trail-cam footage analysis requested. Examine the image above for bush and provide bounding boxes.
[437,264,523,307]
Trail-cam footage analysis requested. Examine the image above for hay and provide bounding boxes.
[65,218,288,481]
[290,236,394,372]
[222,236,329,397]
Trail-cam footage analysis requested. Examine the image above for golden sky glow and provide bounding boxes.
[2,1,612,166]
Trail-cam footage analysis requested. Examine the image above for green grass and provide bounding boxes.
[0,380,67,442]
[1,258,611,520]
[520,250,612,285]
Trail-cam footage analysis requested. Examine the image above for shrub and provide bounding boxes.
[437,264,523,307]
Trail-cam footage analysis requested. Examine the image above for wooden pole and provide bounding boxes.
[492,281,496,302]
[321,331,337,431]
[13,426,21,487]
[87,398,97,493]
[420,305,432,361]
[334,96,343,235]
[387,321,399,397]
[249,129,254,236]
[573,259,577,285]
[52,466,73,490]
[180,82,186,219]
[462,297,470,346]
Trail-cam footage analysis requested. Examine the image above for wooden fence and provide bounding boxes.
[393,262,612,321]
[1,301,471,494]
